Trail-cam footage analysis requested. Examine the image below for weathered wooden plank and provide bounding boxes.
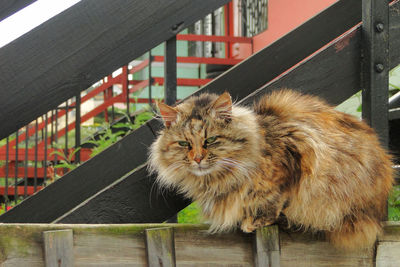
[376,241,400,267]
[0,0,37,21]
[280,231,374,267]
[380,221,400,241]
[174,226,254,266]
[0,0,230,140]
[2,223,398,266]
[253,225,280,267]
[145,227,176,267]
[43,229,74,267]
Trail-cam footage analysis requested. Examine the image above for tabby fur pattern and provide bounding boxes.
[148,90,393,250]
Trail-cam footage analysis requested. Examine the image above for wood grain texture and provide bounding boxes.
[253,225,280,267]
[174,226,254,266]
[376,241,400,267]
[145,227,176,267]
[279,231,374,267]
[1,223,400,266]
[0,0,230,140]
[43,229,73,267]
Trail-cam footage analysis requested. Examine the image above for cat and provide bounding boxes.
[148,89,394,250]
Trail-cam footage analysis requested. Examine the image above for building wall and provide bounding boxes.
[234,0,337,58]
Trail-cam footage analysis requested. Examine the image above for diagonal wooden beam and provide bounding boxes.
[2,0,400,223]
[46,22,364,224]
[0,0,37,21]
[0,0,230,140]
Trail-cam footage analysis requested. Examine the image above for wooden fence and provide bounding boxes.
[0,222,399,266]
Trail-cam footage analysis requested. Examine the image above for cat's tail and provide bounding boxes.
[326,214,382,251]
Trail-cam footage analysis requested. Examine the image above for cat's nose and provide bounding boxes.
[194,155,204,164]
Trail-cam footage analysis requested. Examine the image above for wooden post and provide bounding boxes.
[362,0,390,147]
[43,229,74,267]
[253,225,280,267]
[145,227,176,267]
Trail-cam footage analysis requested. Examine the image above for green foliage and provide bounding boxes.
[85,124,126,157]
[389,185,400,221]
[0,199,23,215]
[178,202,204,224]
[50,146,81,172]
[87,110,154,157]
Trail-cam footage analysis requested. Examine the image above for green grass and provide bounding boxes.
[389,185,400,221]
[178,202,204,224]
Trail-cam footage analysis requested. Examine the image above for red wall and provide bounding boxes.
[234,0,337,58]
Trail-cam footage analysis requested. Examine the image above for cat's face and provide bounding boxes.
[151,92,252,178]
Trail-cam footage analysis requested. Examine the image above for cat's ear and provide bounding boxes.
[211,92,232,118]
[157,102,178,127]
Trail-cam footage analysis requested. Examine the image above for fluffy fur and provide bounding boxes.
[148,90,393,250]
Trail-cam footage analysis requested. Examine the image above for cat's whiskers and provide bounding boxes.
[219,158,249,174]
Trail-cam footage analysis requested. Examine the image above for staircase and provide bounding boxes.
[0,0,399,223]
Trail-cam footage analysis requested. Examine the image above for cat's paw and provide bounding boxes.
[241,217,274,233]
[241,222,257,233]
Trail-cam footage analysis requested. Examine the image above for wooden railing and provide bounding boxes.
[0,0,399,224]
[0,223,399,266]
[0,1,251,207]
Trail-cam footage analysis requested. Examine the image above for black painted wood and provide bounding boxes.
[55,166,190,223]
[0,0,37,21]
[0,0,230,140]
[2,0,400,223]
[241,27,362,107]
[361,0,390,147]
[38,25,363,224]
[194,0,362,100]
[165,36,177,106]
[0,121,162,223]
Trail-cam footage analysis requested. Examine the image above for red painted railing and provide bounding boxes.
[0,4,253,201]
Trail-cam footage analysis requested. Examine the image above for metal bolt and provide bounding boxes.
[375,23,384,33]
[375,63,384,73]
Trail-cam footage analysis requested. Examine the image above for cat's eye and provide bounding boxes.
[205,136,217,144]
[178,141,190,147]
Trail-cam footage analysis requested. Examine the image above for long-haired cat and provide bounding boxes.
[148,90,393,250]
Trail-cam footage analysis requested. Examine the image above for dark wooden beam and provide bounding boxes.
[54,166,190,223]
[0,122,162,223]
[241,27,361,107]
[196,0,362,100]
[0,0,230,140]
[0,0,37,21]
[362,0,390,147]
[2,0,400,224]
[41,24,363,224]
